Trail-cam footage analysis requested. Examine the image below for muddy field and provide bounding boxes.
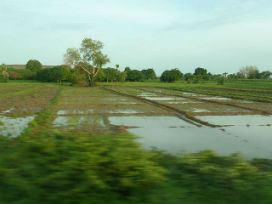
[1,83,272,159]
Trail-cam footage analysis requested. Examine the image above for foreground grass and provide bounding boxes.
[1,130,272,204]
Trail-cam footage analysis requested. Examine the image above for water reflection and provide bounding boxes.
[109,116,272,159]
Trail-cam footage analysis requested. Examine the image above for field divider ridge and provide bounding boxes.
[101,87,221,128]
[21,87,64,137]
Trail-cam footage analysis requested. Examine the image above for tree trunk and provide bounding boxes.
[88,74,96,87]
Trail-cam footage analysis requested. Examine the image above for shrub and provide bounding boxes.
[98,68,127,82]
[217,76,225,85]
[7,68,36,80]
[9,72,22,80]
[184,73,193,83]
[37,68,52,81]
[37,66,71,83]
[194,67,210,80]
[192,75,200,84]
[126,70,145,82]
[141,68,157,80]
[69,71,88,86]
[51,65,71,83]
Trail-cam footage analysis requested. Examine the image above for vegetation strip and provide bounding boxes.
[101,87,221,128]
[137,87,271,115]
[22,87,63,136]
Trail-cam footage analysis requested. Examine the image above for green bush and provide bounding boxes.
[174,151,272,203]
[7,68,36,80]
[192,75,200,84]
[69,71,88,86]
[217,76,225,85]
[37,66,71,83]
[194,67,211,80]
[126,70,145,82]
[0,133,271,204]
[98,68,127,82]
[160,69,183,82]
[0,132,166,203]
[184,73,193,83]
[9,72,22,80]
[141,68,157,80]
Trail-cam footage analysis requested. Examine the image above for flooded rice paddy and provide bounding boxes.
[0,84,60,137]
[1,85,272,159]
[109,115,272,159]
[143,96,185,101]
[0,115,35,137]
[0,107,35,138]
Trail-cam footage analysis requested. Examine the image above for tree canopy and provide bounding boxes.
[26,59,42,72]
[160,68,183,82]
[141,68,157,80]
[194,67,207,76]
[126,69,145,82]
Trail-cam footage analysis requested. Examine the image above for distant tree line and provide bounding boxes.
[3,59,158,85]
[160,66,272,84]
[2,37,271,85]
[2,59,271,86]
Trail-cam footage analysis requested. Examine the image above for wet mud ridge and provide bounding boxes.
[101,87,221,128]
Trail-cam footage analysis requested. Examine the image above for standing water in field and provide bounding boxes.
[0,108,35,137]
[143,96,185,101]
[0,116,35,137]
[196,115,272,126]
[109,116,272,159]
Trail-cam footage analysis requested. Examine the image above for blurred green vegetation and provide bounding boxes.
[0,131,271,204]
[0,132,166,204]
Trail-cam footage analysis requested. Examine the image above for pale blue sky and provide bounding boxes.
[0,0,272,74]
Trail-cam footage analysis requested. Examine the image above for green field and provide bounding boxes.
[1,81,272,204]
